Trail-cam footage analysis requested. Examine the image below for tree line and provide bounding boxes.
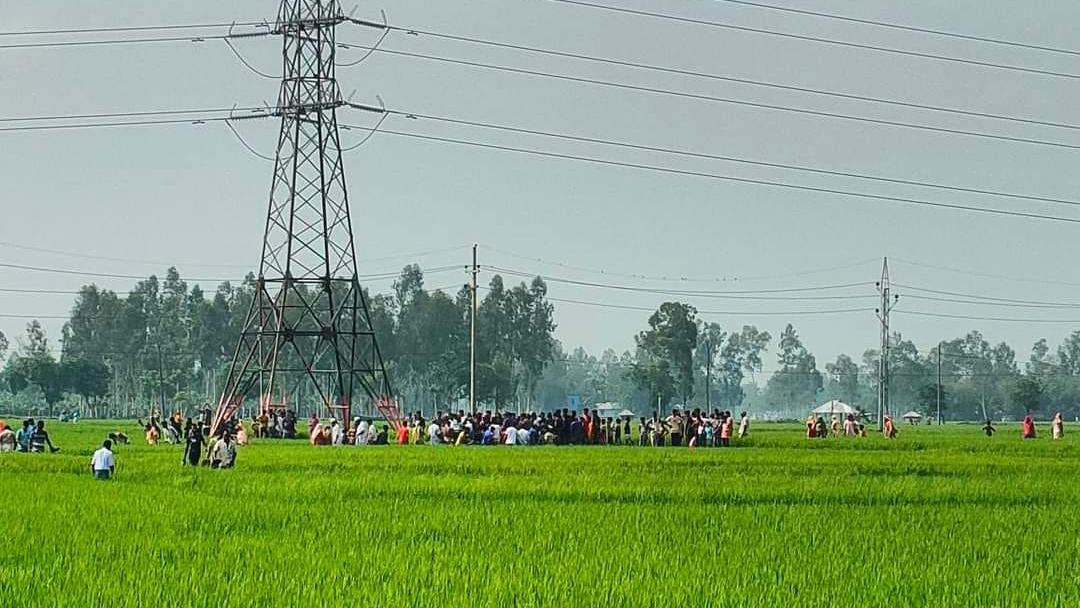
[1,265,1078,420]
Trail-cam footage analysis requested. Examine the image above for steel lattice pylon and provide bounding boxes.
[211,0,395,436]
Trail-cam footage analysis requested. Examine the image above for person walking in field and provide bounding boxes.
[29,420,60,453]
[805,415,817,439]
[1052,412,1064,440]
[90,439,115,480]
[738,412,750,440]
[1022,414,1037,439]
[982,419,996,437]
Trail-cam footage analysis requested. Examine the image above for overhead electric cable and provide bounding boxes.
[487,264,872,295]
[393,109,1080,210]
[546,0,1080,82]
[340,123,1080,226]
[479,243,878,283]
[712,0,1080,58]
[388,26,1080,134]
[341,45,1080,152]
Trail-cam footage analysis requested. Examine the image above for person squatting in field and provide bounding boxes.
[388,407,752,447]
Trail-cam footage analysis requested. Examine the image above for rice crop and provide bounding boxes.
[1,421,1077,607]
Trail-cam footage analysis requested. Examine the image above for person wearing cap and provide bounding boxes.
[90,439,115,480]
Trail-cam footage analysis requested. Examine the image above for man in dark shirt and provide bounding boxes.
[29,420,59,453]
[183,422,204,466]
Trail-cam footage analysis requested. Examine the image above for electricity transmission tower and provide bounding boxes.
[211,0,395,436]
[875,258,899,432]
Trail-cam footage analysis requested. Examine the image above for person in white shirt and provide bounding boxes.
[504,425,518,445]
[428,421,442,444]
[356,419,370,445]
[90,439,115,480]
[516,426,530,446]
[330,420,344,445]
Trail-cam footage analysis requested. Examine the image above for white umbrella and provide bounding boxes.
[810,400,860,416]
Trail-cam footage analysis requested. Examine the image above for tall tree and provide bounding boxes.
[765,324,823,414]
[630,302,698,407]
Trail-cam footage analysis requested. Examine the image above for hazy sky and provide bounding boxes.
[4,0,1080,371]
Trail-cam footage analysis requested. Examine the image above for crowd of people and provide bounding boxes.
[380,408,752,447]
[804,414,874,439]
[0,405,1073,480]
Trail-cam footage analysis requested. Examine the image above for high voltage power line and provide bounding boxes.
[9,21,1080,149]
[0,260,464,283]
[359,25,1080,134]
[13,103,1080,213]
[345,124,1080,226]
[341,45,1080,153]
[0,239,468,269]
[478,244,879,284]
[11,8,1080,82]
[6,103,1080,226]
[547,0,1080,81]
[711,0,1080,58]
[0,21,265,37]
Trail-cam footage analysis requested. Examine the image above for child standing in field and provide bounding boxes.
[982,420,995,437]
[1052,412,1064,440]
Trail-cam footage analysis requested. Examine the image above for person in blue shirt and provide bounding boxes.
[481,426,495,445]
[15,419,34,452]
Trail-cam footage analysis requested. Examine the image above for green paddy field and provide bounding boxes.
[1,421,1076,607]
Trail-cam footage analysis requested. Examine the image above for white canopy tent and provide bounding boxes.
[811,400,860,417]
[901,411,923,421]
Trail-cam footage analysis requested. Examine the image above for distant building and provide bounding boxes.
[593,402,636,419]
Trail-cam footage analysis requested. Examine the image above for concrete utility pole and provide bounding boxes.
[875,258,899,432]
[704,340,712,412]
[936,342,943,424]
[469,244,478,414]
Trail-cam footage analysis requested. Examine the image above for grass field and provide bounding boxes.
[1,420,1077,607]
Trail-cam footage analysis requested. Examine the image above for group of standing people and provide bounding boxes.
[141,407,238,469]
[390,407,751,447]
[0,418,60,453]
[1015,412,1066,440]
[308,416,390,446]
[805,414,876,439]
